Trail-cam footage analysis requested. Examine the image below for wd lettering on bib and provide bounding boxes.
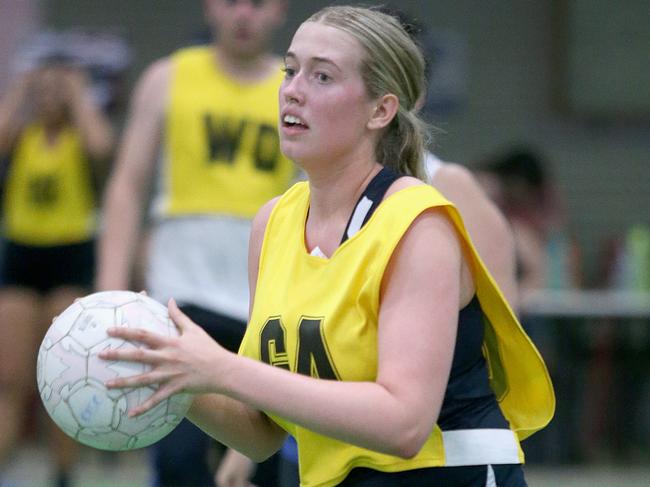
[253,124,280,171]
[160,47,295,218]
[204,114,280,172]
[204,114,245,164]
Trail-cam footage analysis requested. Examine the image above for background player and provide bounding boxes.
[95,0,294,486]
[0,61,113,487]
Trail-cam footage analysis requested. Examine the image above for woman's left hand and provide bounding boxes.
[99,298,231,417]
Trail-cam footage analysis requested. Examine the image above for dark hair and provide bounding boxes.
[38,52,78,68]
[483,148,547,190]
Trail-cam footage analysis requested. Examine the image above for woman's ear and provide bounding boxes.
[367,93,399,131]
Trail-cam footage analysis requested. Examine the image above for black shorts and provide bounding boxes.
[339,464,526,486]
[0,239,95,294]
[178,304,247,353]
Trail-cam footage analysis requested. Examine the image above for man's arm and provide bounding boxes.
[95,58,170,291]
[432,163,518,309]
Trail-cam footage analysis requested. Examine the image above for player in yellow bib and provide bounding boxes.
[101,6,554,486]
[0,62,113,487]
[96,1,294,485]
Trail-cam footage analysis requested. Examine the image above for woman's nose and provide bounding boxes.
[282,75,304,105]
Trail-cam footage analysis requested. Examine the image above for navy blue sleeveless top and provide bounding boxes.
[346,166,507,431]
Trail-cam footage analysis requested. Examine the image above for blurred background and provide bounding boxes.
[1,0,649,486]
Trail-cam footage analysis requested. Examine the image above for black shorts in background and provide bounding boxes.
[178,304,247,353]
[1,239,95,294]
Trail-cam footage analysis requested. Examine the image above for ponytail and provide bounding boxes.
[377,107,430,180]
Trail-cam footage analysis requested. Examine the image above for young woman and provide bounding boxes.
[0,62,113,487]
[101,6,554,486]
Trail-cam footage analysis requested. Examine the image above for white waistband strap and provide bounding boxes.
[442,429,521,466]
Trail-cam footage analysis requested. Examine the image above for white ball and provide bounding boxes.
[37,290,192,451]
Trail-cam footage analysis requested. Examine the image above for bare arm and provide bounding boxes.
[215,447,257,487]
[188,391,287,462]
[432,163,518,309]
[65,69,114,162]
[102,205,463,460]
[95,59,170,291]
[247,197,281,314]
[510,218,546,294]
[0,73,31,155]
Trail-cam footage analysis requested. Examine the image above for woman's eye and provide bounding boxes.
[316,72,331,83]
[282,67,296,78]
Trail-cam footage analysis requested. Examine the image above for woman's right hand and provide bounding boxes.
[99,298,235,416]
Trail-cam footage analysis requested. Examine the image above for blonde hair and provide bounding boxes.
[307,5,429,180]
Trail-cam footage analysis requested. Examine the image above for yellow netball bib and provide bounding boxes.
[3,124,96,245]
[239,182,555,487]
[159,46,295,217]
